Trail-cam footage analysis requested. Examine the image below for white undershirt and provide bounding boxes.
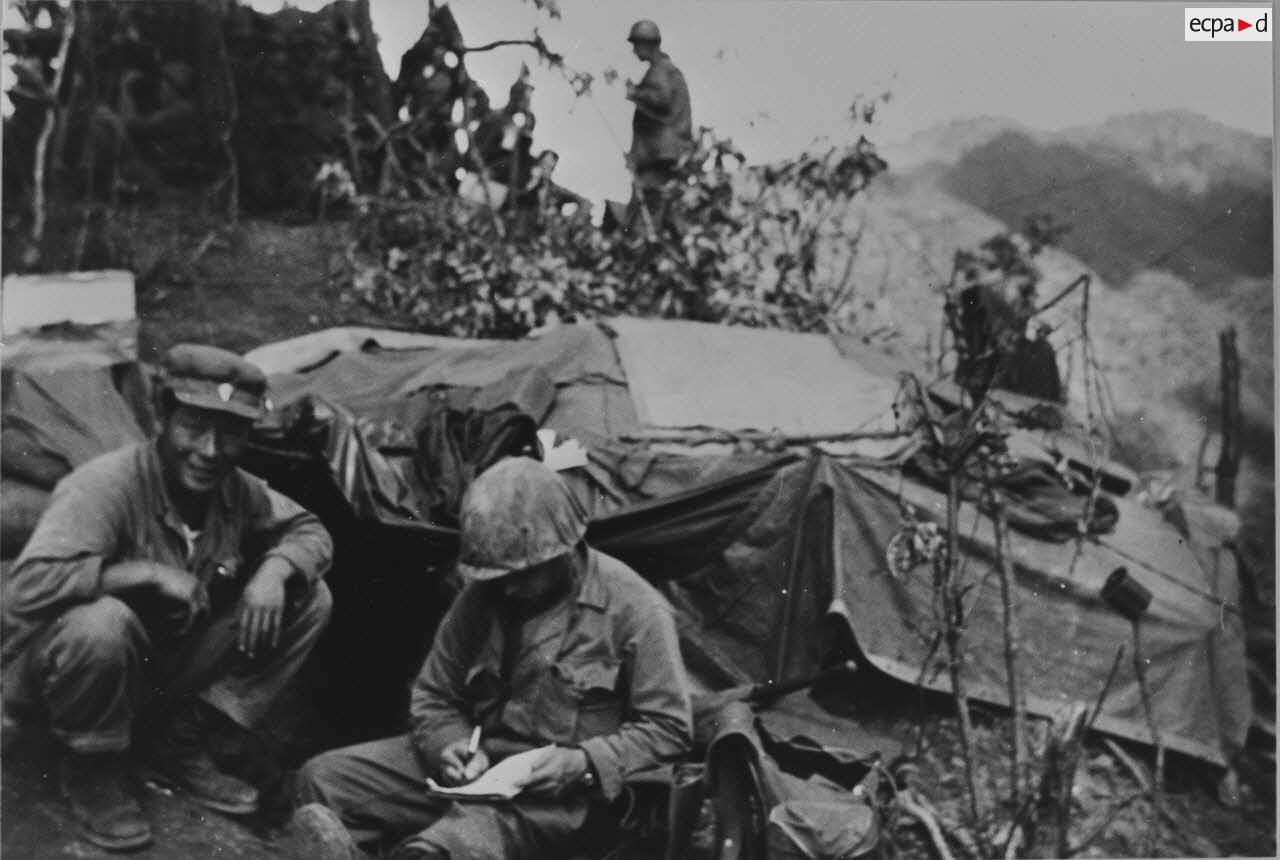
[179,522,202,563]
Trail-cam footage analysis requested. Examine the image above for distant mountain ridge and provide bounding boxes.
[1060,109,1272,194]
[887,109,1271,195]
[938,130,1272,287]
[885,110,1272,289]
[884,115,1042,171]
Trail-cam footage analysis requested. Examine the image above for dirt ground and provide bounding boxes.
[4,670,1273,859]
[1,730,286,860]
[2,210,1274,858]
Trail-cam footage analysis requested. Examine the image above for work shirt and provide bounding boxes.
[628,52,693,169]
[2,440,333,700]
[410,549,693,801]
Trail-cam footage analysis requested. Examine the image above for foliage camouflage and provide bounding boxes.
[342,128,889,339]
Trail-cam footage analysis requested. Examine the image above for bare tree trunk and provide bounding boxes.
[461,108,506,239]
[1029,703,1087,858]
[1131,619,1165,848]
[30,2,78,256]
[70,1,99,270]
[992,500,1029,804]
[942,472,982,830]
[1215,326,1241,507]
[211,8,240,225]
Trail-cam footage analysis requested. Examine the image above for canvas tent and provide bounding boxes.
[240,318,1250,766]
[0,316,1250,769]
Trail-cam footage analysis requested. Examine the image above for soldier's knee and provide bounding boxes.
[414,806,511,860]
[310,580,333,620]
[295,749,342,807]
[50,597,143,665]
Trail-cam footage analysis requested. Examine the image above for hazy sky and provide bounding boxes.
[253,1,1275,202]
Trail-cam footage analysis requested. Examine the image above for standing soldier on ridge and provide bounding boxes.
[624,19,693,237]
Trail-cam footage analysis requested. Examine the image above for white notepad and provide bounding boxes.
[425,746,554,801]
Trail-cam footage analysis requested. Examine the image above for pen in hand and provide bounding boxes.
[464,725,482,777]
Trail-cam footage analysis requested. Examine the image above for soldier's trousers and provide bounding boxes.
[296,734,598,859]
[13,581,332,752]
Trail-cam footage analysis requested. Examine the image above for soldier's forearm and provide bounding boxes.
[99,560,170,593]
[630,90,673,117]
[258,520,333,583]
[579,714,692,801]
[250,554,298,586]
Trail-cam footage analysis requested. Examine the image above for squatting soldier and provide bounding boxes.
[295,456,692,859]
[2,344,334,851]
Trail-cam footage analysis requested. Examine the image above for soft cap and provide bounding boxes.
[161,343,268,421]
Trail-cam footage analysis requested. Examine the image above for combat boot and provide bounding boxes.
[287,803,368,860]
[60,750,152,852]
[142,701,259,815]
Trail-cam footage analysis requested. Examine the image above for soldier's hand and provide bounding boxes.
[236,564,289,658]
[523,746,589,798]
[150,565,209,634]
[438,739,490,786]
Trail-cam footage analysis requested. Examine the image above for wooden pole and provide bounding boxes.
[1215,326,1241,508]
[618,427,909,446]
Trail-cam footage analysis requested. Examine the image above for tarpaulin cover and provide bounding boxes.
[597,453,1249,765]
[0,345,152,489]
[250,320,1249,765]
[255,325,654,534]
[609,317,899,437]
[0,333,154,557]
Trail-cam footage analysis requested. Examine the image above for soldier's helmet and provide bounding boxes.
[456,457,588,582]
[627,19,662,44]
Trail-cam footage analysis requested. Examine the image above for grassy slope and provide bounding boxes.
[131,206,388,361]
